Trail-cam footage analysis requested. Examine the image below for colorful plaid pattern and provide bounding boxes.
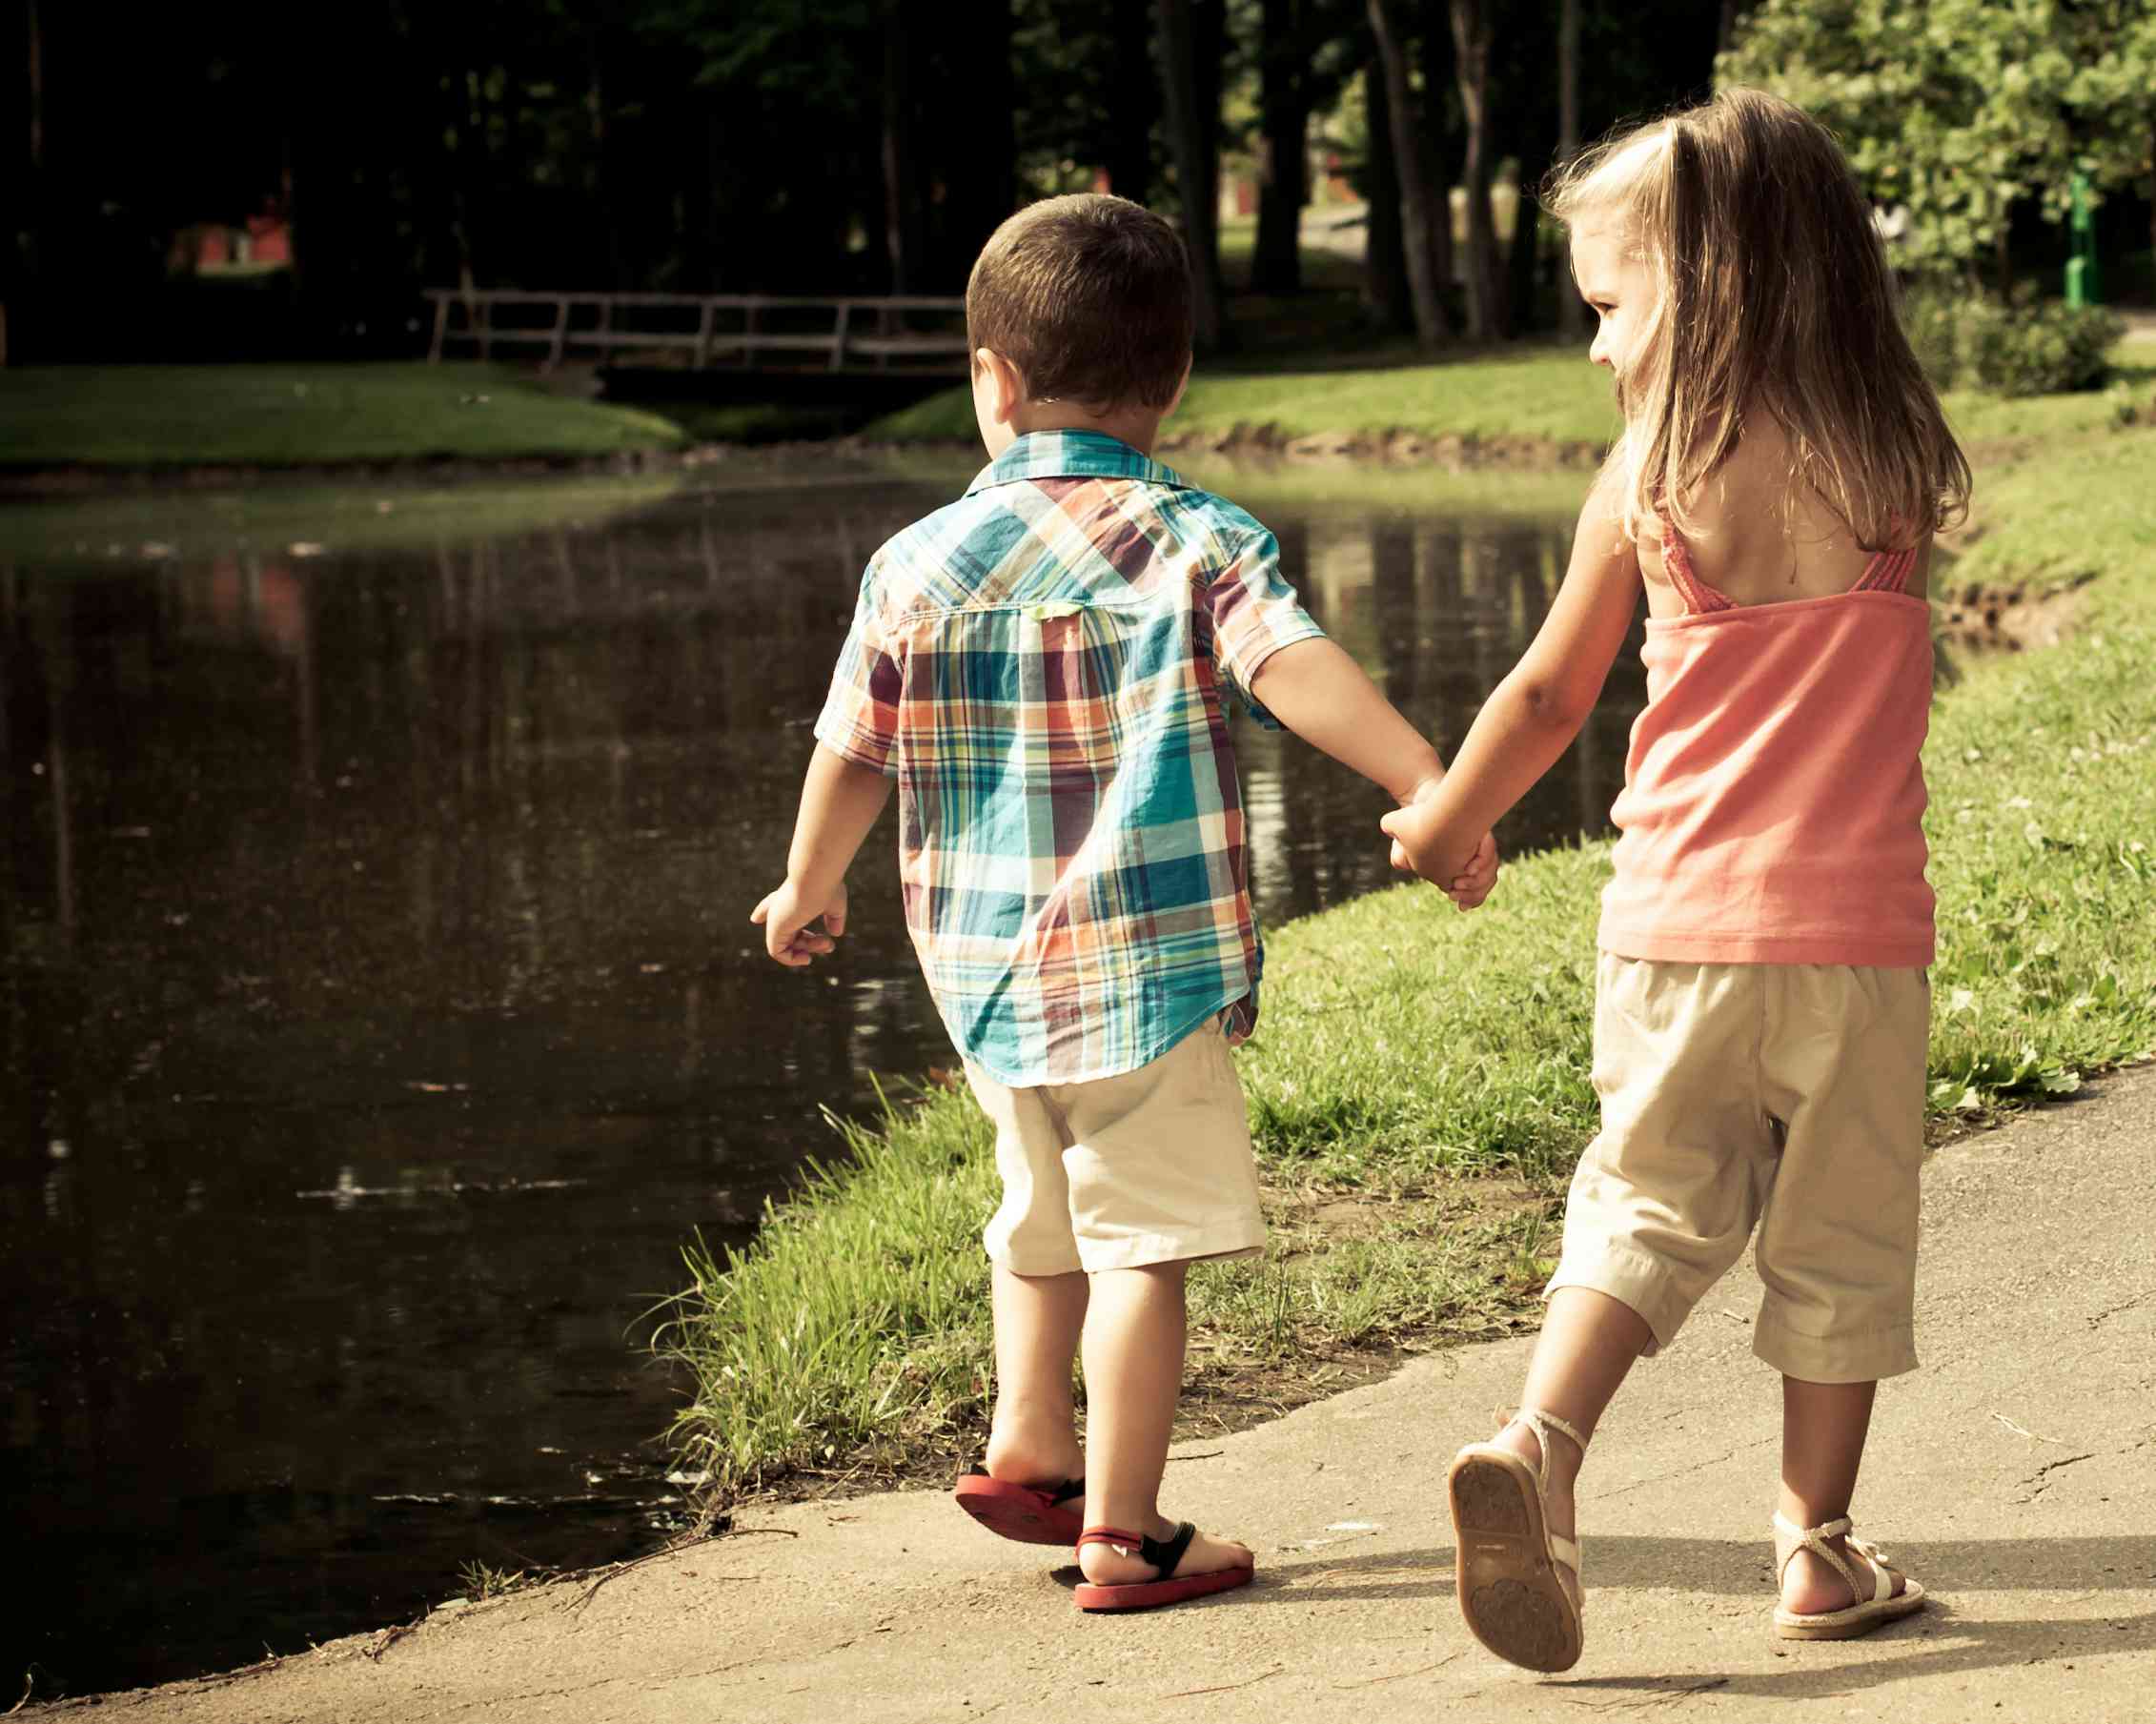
[815,430,1327,1085]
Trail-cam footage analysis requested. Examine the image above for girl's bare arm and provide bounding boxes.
[1382,477,1643,882]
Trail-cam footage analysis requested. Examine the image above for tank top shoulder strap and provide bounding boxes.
[1658,515,1736,615]
[1665,515,1922,609]
[1851,545,1922,595]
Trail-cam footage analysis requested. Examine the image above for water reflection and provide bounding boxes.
[0,466,1638,1694]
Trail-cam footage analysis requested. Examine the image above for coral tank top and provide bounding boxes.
[1598,522,1935,968]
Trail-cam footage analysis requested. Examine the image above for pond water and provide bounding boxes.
[0,461,1641,1695]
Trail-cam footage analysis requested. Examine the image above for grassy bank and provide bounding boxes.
[661,402,2156,1501]
[864,346,2153,454]
[0,363,686,470]
[867,347,1622,447]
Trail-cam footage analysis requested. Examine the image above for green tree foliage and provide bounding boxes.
[1721,0,2156,278]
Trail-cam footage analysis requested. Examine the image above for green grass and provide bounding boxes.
[866,347,1624,447]
[661,413,2156,1501]
[657,1091,1555,1492]
[866,348,2151,455]
[0,363,687,469]
[1176,458,1593,521]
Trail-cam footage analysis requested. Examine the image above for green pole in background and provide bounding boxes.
[2065,171,2101,308]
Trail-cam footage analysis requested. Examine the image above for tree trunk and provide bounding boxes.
[1417,18,1457,327]
[1251,0,1309,294]
[1360,59,1410,333]
[1716,0,1743,60]
[14,0,45,354]
[1507,167,1542,335]
[1106,0,1157,200]
[586,26,625,289]
[1557,0,1585,336]
[437,60,480,296]
[1449,0,1500,339]
[1366,0,1447,346]
[26,0,43,195]
[1155,0,1227,350]
[938,4,1016,284]
[881,9,925,294]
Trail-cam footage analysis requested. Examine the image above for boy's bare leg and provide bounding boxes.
[984,1266,1088,1485]
[1778,1376,1905,1612]
[1487,1287,1654,1605]
[1075,1261,1251,1585]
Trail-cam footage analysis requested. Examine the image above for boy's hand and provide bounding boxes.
[751,880,849,967]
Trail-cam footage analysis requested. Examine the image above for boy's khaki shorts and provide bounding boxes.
[964,1019,1266,1276]
[1550,954,1929,1384]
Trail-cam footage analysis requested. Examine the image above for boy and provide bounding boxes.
[753,193,1494,1611]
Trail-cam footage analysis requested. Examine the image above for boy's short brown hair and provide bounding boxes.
[966,194,1193,412]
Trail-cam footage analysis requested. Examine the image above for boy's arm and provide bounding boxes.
[1381,477,1642,882]
[1247,637,1497,906]
[751,742,894,967]
[1248,636,1447,804]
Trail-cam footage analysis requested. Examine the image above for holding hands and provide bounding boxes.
[1384,783,1499,910]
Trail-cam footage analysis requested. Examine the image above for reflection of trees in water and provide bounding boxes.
[1,493,1637,1154]
[1245,512,1644,923]
[0,493,976,1696]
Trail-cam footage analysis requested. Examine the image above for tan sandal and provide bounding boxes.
[1448,1409,1588,1673]
[1772,1512,1926,1639]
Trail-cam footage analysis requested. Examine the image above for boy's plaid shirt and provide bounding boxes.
[815,430,1326,1085]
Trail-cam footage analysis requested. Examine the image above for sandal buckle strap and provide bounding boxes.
[1510,1408,1591,1491]
[1774,1512,1897,1602]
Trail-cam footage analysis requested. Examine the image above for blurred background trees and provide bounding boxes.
[4,0,2147,365]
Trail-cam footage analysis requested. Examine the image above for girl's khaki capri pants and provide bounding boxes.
[1550,954,1929,1383]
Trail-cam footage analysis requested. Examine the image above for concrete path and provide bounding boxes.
[45,1068,2156,1723]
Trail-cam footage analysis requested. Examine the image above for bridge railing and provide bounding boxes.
[423,291,969,375]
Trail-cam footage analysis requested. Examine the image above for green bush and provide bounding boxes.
[1904,285,2122,397]
[1902,289,1963,389]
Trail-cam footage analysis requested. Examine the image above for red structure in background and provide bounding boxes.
[172,198,293,273]
[246,210,291,266]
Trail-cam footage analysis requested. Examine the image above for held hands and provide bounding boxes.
[750,880,849,967]
[1380,794,1499,911]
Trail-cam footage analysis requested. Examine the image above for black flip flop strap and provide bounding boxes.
[967,1464,1084,1509]
[1078,1522,1195,1580]
[1140,1521,1197,1578]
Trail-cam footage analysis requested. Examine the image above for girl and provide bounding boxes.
[1383,87,1971,1673]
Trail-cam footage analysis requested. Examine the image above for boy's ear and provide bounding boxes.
[973,347,1027,425]
[1164,356,1192,420]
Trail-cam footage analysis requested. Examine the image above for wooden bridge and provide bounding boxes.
[423,290,969,375]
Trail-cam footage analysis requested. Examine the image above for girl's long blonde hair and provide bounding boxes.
[1547,87,1970,550]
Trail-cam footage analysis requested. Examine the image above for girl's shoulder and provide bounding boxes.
[1669,431,1932,608]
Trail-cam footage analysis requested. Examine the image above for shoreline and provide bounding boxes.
[0,423,1611,499]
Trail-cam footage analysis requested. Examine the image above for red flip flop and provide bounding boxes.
[952,1465,1085,1546]
[1072,1523,1254,1612]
